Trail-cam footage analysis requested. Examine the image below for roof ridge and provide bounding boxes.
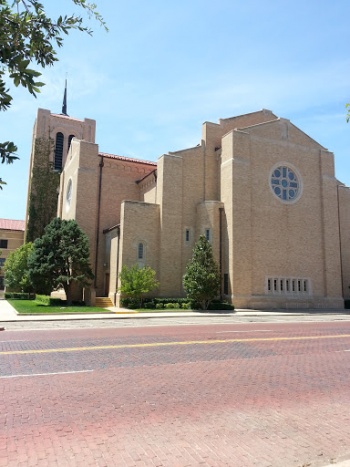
[99,152,157,166]
[0,219,25,231]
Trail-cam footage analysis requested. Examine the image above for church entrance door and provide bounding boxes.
[104,274,110,297]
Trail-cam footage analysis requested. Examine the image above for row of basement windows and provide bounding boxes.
[267,277,310,295]
[54,133,75,171]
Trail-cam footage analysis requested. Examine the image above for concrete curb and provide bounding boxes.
[0,311,237,323]
[324,461,350,466]
[1,298,350,323]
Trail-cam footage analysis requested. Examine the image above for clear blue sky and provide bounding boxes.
[1,0,349,220]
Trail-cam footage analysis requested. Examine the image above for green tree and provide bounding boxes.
[28,218,94,304]
[0,0,106,187]
[4,242,34,292]
[346,103,350,123]
[119,265,159,308]
[183,235,221,310]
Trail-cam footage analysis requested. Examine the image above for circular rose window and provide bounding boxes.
[270,165,301,203]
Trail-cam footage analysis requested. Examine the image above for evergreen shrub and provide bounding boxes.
[120,297,141,309]
[164,302,180,309]
[207,302,234,310]
[51,298,66,306]
[35,294,50,305]
[5,292,35,300]
[120,296,232,310]
[183,235,221,309]
[34,295,70,306]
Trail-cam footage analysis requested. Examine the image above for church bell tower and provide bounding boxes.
[25,82,96,241]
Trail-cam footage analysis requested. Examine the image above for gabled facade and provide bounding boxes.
[36,108,350,309]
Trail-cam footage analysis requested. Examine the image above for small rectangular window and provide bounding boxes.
[0,258,5,267]
[185,229,190,242]
[0,239,8,249]
[205,229,210,241]
[138,242,144,260]
[266,277,310,296]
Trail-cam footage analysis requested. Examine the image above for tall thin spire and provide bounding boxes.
[62,78,68,116]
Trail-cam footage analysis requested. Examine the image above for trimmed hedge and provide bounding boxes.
[5,292,35,300]
[35,294,51,305]
[208,302,234,310]
[151,298,194,309]
[164,302,180,309]
[120,297,141,309]
[121,297,190,309]
[51,298,65,306]
[120,296,234,310]
[35,295,64,306]
[35,295,85,306]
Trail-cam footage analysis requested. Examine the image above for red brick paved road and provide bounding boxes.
[1,321,350,466]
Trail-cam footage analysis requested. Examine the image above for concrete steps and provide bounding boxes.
[95,297,114,308]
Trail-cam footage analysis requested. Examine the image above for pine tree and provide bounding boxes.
[28,218,94,304]
[183,235,221,310]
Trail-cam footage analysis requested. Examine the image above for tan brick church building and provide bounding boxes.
[26,107,350,309]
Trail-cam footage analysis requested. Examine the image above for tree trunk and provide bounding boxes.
[64,283,73,306]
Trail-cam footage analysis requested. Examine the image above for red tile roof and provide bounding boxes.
[0,219,25,231]
[99,152,157,166]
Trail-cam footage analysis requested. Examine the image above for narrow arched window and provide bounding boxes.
[205,228,211,242]
[68,134,75,151]
[54,132,64,170]
[138,242,144,260]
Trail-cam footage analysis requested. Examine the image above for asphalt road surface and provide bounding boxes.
[1,320,350,466]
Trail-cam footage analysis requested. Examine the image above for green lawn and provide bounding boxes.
[8,299,233,315]
[8,299,112,314]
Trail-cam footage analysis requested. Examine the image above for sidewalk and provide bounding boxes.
[325,461,350,467]
[1,298,350,322]
[0,299,249,322]
[0,299,236,322]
